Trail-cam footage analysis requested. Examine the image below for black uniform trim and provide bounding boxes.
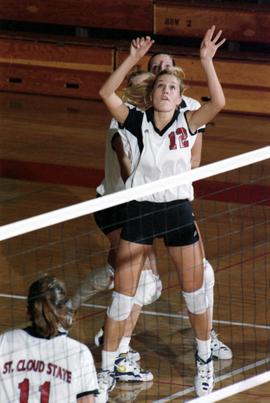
[146,107,180,136]
[122,107,144,153]
[77,389,99,398]
[180,99,187,109]
[24,326,66,340]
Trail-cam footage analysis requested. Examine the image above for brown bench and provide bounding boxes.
[154,1,270,44]
[0,34,114,99]
[116,49,270,116]
[0,0,153,32]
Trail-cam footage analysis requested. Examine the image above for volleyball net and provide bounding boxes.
[0,146,270,402]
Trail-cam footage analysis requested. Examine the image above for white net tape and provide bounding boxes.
[0,146,269,241]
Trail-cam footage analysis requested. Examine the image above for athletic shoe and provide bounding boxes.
[114,354,153,382]
[194,352,215,396]
[96,369,116,403]
[125,347,141,362]
[94,327,141,361]
[211,329,233,360]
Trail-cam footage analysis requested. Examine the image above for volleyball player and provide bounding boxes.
[148,52,233,361]
[98,26,226,397]
[0,275,99,402]
[68,70,160,382]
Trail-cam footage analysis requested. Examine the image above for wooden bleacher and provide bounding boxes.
[0,34,114,99]
[154,1,270,43]
[0,0,269,114]
[116,48,270,116]
[0,0,153,32]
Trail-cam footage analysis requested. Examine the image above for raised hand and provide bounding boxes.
[130,36,155,62]
[200,26,226,62]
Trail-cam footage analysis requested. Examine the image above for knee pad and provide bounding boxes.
[182,285,208,315]
[93,264,115,291]
[203,259,215,308]
[107,291,134,321]
[134,270,162,306]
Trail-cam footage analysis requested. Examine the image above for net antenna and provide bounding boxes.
[0,146,269,241]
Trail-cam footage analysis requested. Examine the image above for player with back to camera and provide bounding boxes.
[97,26,226,398]
[0,275,99,402]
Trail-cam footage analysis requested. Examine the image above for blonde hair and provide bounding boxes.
[122,70,155,110]
[27,275,72,338]
[154,66,186,96]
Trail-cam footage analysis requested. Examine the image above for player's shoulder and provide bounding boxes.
[65,336,95,362]
[65,335,92,352]
[182,95,201,110]
[0,328,25,344]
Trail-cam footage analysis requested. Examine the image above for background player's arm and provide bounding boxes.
[191,132,203,168]
[99,37,154,124]
[112,133,131,182]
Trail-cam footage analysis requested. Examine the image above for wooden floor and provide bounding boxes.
[0,90,270,402]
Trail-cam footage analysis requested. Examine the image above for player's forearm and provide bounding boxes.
[99,55,138,100]
[202,59,225,111]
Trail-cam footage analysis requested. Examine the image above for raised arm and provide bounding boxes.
[99,37,154,124]
[188,26,226,132]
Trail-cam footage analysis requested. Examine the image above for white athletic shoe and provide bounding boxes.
[194,352,215,397]
[94,327,141,361]
[125,347,141,362]
[114,354,153,382]
[211,329,233,360]
[96,369,116,403]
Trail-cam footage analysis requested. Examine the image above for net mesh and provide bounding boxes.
[0,147,270,402]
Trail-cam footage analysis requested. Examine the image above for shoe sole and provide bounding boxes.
[115,374,154,382]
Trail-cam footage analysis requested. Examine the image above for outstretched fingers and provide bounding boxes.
[212,29,226,48]
[130,36,155,60]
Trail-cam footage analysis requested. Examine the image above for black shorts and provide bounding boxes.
[94,195,127,235]
[121,200,199,247]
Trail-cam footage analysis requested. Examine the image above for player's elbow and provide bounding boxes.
[216,94,226,111]
[99,87,108,100]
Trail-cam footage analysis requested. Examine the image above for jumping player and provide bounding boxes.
[98,26,226,397]
[0,275,99,402]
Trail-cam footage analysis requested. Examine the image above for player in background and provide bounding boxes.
[0,275,99,403]
[68,70,160,383]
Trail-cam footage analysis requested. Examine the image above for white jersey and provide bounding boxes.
[122,107,197,203]
[96,104,140,196]
[96,96,203,196]
[181,95,205,135]
[0,328,98,402]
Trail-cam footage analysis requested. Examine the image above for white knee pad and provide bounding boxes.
[182,285,208,315]
[107,291,134,321]
[134,269,162,306]
[203,258,215,308]
[93,264,115,291]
